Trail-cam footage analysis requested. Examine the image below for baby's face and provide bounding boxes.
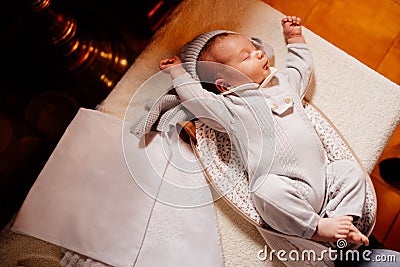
[209,34,271,85]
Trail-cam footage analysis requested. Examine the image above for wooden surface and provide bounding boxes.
[263,0,400,251]
[263,0,400,85]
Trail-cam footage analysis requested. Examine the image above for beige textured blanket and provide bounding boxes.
[1,0,399,266]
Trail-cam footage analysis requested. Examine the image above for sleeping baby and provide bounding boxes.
[159,15,369,246]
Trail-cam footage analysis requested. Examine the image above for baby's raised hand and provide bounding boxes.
[159,55,186,78]
[281,16,306,44]
[159,55,182,70]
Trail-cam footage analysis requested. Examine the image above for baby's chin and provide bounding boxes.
[257,68,271,84]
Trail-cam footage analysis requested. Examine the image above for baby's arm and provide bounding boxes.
[281,16,313,99]
[159,56,235,133]
[281,16,306,44]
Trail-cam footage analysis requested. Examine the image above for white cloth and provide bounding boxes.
[12,108,223,267]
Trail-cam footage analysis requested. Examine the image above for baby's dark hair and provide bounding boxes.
[197,32,237,94]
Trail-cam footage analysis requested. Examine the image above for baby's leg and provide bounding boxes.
[321,160,369,245]
[324,160,366,219]
[252,174,322,239]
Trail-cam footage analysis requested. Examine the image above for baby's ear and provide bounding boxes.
[215,79,230,93]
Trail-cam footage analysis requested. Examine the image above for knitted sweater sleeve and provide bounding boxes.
[284,43,314,100]
[172,72,235,133]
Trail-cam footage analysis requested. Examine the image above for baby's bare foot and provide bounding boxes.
[312,216,353,242]
[347,223,370,246]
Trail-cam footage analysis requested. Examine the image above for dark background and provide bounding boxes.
[0,0,181,229]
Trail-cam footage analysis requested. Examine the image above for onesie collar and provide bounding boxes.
[259,67,278,88]
[220,67,277,96]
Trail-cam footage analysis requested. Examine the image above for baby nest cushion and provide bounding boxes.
[190,101,376,248]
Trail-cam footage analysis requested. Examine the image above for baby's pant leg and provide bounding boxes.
[323,159,366,219]
[252,174,320,239]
